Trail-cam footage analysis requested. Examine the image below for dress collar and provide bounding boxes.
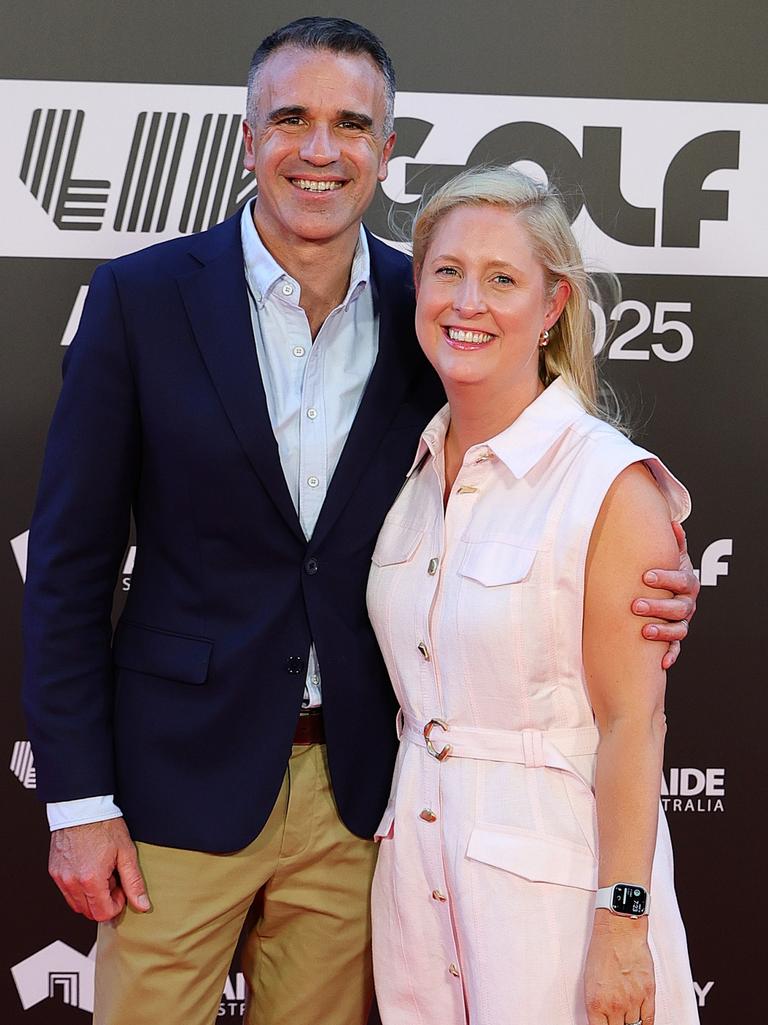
[408,377,588,479]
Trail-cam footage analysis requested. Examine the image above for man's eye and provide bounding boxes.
[339,121,364,131]
[493,274,514,285]
[436,266,459,277]
[279,117,304,126]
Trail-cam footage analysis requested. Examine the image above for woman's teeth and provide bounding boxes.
[447,328,493,344]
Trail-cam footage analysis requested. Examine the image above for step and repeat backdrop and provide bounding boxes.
[2,1,766,1022]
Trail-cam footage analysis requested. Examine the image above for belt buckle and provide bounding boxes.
[423,718,452,761]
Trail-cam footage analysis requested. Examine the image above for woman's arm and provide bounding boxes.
[582,461,681,1025]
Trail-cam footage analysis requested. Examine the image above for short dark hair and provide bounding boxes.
[246,17,396,136]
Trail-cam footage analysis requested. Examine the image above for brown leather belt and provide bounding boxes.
[293,709,325,745]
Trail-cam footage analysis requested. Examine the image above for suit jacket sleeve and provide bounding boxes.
[22,262,140,802]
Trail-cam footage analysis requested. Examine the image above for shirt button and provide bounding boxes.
[307,475,319,488]
[282,282,294,296]
[292,345,306,358]
[307,407,318,420]
[305,557,319,575]
[448,963,460,978]
[417,641,430,661]
[285,655,305,674]
[419,808,437,822]
[427,557,439,576]
[431,889,447,902]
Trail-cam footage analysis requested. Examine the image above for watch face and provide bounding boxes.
[612,884,647,916]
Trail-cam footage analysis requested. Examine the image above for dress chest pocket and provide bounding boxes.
[371,522,425,568]
[458,539,538,586]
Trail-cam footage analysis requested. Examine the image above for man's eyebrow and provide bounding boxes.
[338,109,374,129]
[266,105,307,122]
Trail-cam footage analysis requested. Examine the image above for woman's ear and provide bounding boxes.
[545,279,571,329]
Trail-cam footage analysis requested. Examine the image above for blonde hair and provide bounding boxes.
[412,165,619,426]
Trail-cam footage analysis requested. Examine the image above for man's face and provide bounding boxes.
[243,46,395,249]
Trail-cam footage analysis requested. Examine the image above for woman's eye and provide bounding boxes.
[493,274,514,285]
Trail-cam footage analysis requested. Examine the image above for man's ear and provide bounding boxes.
[242,120,256,173]
[378,131,397,182]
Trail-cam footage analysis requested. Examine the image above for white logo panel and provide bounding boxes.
[0,80,765,274]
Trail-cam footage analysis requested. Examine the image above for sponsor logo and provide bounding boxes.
[219,972,246,1017]
[11,941,241,1015]
[695,538,732,586]
[661,767,725,813]
[10,741,36,789]
[694,981,715,1007]
[10,530,29,582]
[1,82,764,273]
[11,940,96,1013]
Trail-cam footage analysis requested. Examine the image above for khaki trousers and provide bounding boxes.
[94,744,378,1025]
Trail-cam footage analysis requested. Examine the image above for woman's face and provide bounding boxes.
[415,204,569,396]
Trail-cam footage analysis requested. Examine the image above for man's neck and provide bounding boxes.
[252,209,362,339]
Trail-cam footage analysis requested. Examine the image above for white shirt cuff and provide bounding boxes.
[47,795,124,831]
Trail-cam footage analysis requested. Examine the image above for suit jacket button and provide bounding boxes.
[305,558,319,575]
[286,655,305,674]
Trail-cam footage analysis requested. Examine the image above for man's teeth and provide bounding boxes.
[447,328,493,344]
[293,179,344,191]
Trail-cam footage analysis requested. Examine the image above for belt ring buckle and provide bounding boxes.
[423,718,452,761]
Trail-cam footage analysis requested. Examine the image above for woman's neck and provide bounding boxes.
[443,378,545,497]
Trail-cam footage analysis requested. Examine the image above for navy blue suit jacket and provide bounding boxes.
[22,213,444,851]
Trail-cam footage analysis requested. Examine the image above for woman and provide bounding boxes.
[367,167,699,1025]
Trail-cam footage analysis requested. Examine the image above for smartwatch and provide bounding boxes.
[595,882,650,918]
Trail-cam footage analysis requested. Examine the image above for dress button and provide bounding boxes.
[448,963,460,977]
[417,641,430,661]
[285,655,305,674]
[307,407,318,420]
[292,345,306,358]
[305,557,319,575]
[431,889,447,902]
[307,475,319,488]
[282,282,294,296]
[427,557,439,576]
[419,808,437,822]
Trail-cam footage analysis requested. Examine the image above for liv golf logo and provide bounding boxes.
[1,81,765,273]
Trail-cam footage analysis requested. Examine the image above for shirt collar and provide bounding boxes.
[240,200,371,309]
[408,378,588,479]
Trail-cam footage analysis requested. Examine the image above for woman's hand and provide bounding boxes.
[584,912,655,1025]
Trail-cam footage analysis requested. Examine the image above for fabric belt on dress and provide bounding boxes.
[293,709,325,745]
[400,712,599,788]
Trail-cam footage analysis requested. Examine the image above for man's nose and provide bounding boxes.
[299,123,341,164]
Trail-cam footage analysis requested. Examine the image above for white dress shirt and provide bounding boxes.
[47,203,379,830]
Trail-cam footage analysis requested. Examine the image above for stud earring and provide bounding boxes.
[539,329,550,348]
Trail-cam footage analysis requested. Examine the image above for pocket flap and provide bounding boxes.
[371,523,424,567]
[113,621,213,685]
[467,825,597,891]
[374,804,395,841]
[459,541,537,586]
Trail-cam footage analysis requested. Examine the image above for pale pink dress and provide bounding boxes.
[367,379,699,1025]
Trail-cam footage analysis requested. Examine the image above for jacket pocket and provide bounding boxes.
[458,540,537,586]
[466,824,597,891]
[371,523,424,567]
[112,621,213,685]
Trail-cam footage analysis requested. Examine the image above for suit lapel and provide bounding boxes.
[176,215,303,541]
[310,233,419,548]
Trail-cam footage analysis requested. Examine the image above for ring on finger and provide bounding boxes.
[680,617,689,630]
[626,1019,643,1025]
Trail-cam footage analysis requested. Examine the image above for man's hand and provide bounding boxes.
[632,521,700,670]
[49,818,150,922]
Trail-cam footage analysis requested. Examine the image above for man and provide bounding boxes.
[22,17,697,1025]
